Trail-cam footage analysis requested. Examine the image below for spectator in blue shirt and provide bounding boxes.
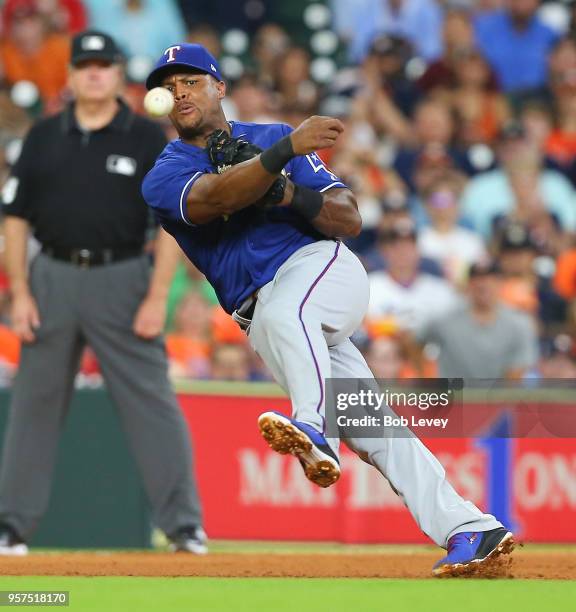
[83,0,187,67]
[474,0,559,95]
[461,122,576,239]
[331,0,444,65]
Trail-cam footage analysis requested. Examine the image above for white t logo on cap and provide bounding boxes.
[82,35,105,51]
[165,45,181,63]
[210,64,216,72]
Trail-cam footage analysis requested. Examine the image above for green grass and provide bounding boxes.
[0,577,573,612]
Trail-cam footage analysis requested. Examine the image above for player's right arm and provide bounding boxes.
[185,116,344,224]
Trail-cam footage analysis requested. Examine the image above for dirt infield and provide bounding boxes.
[0,548,573,579]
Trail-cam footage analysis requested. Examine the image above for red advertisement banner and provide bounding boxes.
[179,391,576,543]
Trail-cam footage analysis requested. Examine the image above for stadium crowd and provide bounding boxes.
[1,0,576,385]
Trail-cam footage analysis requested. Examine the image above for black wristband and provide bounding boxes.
[260,135,295,174]
[290,184,323,221]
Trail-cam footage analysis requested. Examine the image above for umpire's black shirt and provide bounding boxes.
[1,99,166,250]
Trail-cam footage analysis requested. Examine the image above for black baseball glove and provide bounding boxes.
[205,129,286,207]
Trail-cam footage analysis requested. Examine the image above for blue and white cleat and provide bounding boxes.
[433,528,515,577]
[258,411,340,488]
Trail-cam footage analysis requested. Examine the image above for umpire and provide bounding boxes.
[0,31,205,555]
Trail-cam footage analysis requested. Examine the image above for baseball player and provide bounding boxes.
[142,43,515,576]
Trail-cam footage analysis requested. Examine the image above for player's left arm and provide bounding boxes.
[280,180,361,238]
[132,227,181,339]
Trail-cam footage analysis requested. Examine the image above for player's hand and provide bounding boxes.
[289,115,344,155]
[11,290,40,343]
[132,294,166,339]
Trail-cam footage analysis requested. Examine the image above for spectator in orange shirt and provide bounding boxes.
[165,291,212,379]
[0,1,70,105]
[555,246,576,301]
[554,245,576,331]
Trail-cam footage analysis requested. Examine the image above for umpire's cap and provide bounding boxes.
[146,43,223,89]
[71,30,124,66]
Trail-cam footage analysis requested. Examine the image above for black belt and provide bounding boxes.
[42,246,143,268]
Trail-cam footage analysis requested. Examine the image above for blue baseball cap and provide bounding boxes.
[146,43,223,89]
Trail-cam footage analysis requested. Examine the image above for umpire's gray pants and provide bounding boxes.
[0,254,202,540]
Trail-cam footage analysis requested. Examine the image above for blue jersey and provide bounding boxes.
[142,121,347,313]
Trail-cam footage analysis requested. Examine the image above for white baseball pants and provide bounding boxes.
[248,240,502,546]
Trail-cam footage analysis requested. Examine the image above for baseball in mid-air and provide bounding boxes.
[143,87,174,117]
